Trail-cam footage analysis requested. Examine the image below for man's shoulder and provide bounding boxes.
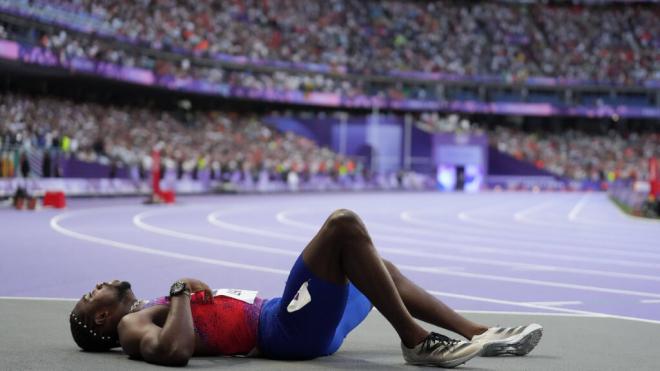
[118,309,163,357]
[119,306,164,330]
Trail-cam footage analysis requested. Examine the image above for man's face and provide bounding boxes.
[74,280,135,319]
[69,280,135,349]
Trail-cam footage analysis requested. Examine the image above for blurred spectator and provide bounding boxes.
[1,93,657,185]
[1,0,657,84]
[415,114,659,182]
[0,93,359,181]
[488,126,659,181]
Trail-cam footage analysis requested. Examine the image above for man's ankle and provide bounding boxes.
[402,330,429,349]
[468,326,490,339]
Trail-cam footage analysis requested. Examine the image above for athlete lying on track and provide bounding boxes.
[69,209,543,368]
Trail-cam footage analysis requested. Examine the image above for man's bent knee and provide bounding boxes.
[327,209,361,226]
[325,209,369,240]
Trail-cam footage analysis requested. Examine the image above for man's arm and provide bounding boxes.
[118,286,197,366]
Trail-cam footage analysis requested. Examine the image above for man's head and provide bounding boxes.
[69,280,136,351]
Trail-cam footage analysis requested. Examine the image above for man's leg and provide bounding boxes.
[301,208,486,340]
[302,209,428,348]
[383,259,488,339]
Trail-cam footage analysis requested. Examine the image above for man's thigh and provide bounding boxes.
[301,219,348,285]
[259,254,349,359]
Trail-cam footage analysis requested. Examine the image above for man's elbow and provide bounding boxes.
[145,345,193,366]
[163,346,194,367]
[165,353,190,367]
[146,352,190,367]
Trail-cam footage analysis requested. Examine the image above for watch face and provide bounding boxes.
[170,281,186,296]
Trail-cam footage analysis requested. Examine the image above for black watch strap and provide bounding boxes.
[169,280,191,297]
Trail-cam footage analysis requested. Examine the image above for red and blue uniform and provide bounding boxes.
[144,293,264,355]
[145,255,373,359]
[257,255,373,359]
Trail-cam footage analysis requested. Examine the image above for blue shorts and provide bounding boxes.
[257,255,373,359]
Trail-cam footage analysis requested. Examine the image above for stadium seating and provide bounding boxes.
[0,0,656,85]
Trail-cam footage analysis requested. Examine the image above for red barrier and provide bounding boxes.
[43,191,66,208]
[650,157,659,199]
[159,190,176,204]
[151,149,161,195]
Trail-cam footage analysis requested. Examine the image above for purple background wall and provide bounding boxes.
[60,157,130,179]
[42,117,565,181]
[487,148,557,177]
[265,114,407,172]
[264,115,563,178]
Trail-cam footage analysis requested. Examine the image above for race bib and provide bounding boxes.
[212,288,258,304]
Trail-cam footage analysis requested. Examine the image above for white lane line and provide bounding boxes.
[368,218,660,268]
[398,264,660,299]
[406,202,658,237]
[1,295,657,326]
[640,299,660,304]
[407,207,647,257]
[0,296,586,317]
[133,209,298,257]
[457,310,592,317]
[511,266,561,272]
[563,192,660,227]
[455,195,657,242]
[0,296,592,317]
[277,209,660,274]
[146,207,660,298]
[47,207,660,326]
[50,211,289,275]
[273,210,660,296]
[457,199,538,229]
[400,210,660,261]
[429,291,596,316]
[457,211,472,222]
[276,210,317,230]
[513,196,654,232]
[568,194,590,221]
[382,230,660,262]
[0,296,78,302]
[208,209,310,243]
[513,201,555,222]
[457,198,655,241]
[524,301,583,307]
[428,290,660,326]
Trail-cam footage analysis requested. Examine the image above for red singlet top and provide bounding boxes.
[144,291,264,355]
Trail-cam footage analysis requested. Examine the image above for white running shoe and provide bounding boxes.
[471,323,543,357]
[401,332,483,368]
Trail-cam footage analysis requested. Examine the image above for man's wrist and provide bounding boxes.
[169,280,191,297]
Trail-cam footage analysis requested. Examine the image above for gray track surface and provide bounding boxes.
[2,299,659,371]
[2,192,660,370]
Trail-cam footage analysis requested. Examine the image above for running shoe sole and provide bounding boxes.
[406,347,483,368]
[481,325,543,357]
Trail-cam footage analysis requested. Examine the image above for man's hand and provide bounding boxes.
[120,279,206,366]
[180,278,213,302]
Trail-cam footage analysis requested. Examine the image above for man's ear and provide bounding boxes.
[94,310,110,326]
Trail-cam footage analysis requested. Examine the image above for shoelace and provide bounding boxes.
[419,332,462,353]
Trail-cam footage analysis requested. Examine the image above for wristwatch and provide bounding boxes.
[169,280,191,297]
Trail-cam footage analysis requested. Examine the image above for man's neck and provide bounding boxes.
[129,299,147,313]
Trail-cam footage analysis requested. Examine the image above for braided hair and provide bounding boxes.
[69,310,120,352]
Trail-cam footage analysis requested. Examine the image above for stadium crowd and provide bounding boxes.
[2,92,657,183]
[0,93,359,182]
[488,126,659,182]
[416,113,659,182]
[2,0,657,85]
[1,19,372,98]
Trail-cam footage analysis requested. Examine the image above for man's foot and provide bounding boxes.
[401,332,483,368]
[471,323,543,357]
